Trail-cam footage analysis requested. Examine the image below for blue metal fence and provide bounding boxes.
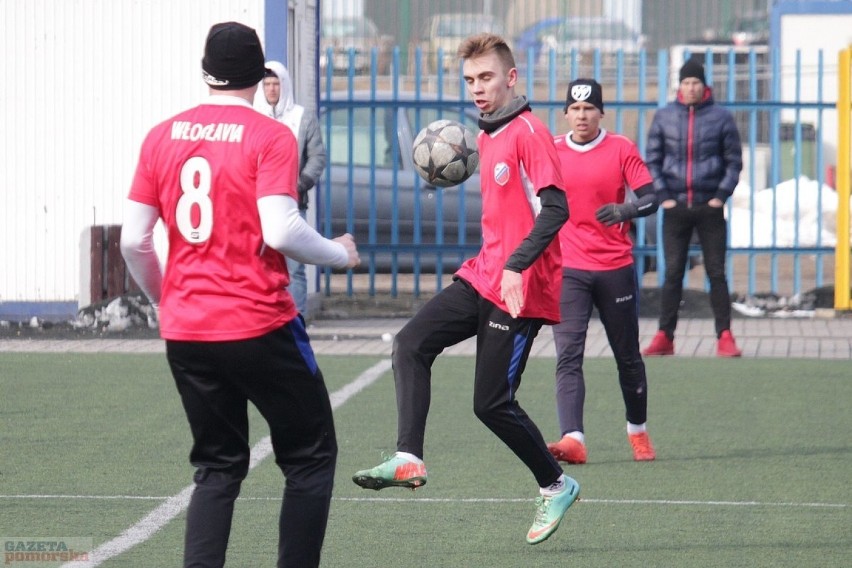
[319,45,837,299]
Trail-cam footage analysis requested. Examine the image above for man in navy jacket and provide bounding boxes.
[643,56,744,358]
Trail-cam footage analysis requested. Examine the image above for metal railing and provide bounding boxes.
[318,44,843,302]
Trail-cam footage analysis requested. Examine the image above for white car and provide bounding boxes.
[543,17,644,65]
[419,13,505,74]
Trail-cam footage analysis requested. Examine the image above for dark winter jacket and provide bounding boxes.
[645,87,742,205]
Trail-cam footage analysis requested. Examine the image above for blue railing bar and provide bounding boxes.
[615,51,625,134]
[632,246,834,255]
[770,49,781,292]
[632,50,650,277]
[321,48,335,296]
[347,244,483,254]
[636,49,648,156]
[320,99,473,111]
[344,52,358,297]
[747,49,758,294]
[815,49,826,289]
[794,50,804,294]
[724,49,735,288]
[653,48,669,288]
[412,47,427,298]
[548,55,558,133]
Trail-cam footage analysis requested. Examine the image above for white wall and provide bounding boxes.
[779,12,852,167]
[604,0,642,34]
[322,0,364,19]
[1,0,266,302]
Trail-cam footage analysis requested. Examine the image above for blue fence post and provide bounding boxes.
[654,49,669,288]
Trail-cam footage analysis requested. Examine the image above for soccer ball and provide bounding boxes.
[412,119,479,188]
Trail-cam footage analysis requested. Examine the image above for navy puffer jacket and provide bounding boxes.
[645,87,742,205]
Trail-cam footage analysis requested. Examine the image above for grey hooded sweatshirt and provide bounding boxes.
[262,60,327,210]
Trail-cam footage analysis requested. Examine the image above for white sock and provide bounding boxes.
[540,474,567,496]
[394,451,423,464]
[565,431,585,444]
[626,422,647,435]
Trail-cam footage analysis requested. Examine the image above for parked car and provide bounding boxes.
[319,92,483,271]
[320,16,393,75]
[730,12,769,46]
[513,17,563,69]
[420,13,505,74]
[544,17,644,64]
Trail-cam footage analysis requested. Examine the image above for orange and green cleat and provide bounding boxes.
[526,476,581,545]
[352,453,427,491]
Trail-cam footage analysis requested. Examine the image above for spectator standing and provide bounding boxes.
[643,57,743,358]
[351,33,580,545]
[259,60,327,317]
[120,22,359,567]
[548,79,658,465]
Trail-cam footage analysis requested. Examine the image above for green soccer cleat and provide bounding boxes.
[352,453,428,491]
[526,476,580,545]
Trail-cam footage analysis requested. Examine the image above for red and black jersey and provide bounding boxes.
[554,129,652,271]
[455,110,565,324]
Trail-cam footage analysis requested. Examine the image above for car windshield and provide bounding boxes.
[323,19,376,39]
[734,17,766,33]
[561,19,634,40]
[437,16,500,37]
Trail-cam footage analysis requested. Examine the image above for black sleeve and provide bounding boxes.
[632,183,659,217]
[504,187,569,273]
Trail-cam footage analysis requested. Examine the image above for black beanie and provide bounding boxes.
[564,78,604,114]
[201,22,267,90]
[679,57,706,84]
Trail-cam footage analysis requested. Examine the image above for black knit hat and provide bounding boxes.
[679,57,706,84]
[564,78,604,114]
[201,22,267,90]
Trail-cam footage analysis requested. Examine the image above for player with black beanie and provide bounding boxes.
[121,21,359,567]
[643,56,743,357]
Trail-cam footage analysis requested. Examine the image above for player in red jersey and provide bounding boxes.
[547,79,658,465]
[353,33,579,545]
[120,22,359,568]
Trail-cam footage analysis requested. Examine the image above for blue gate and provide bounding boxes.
[318,44,838,301]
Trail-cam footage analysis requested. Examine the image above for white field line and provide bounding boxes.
[4,494,846,510]
[334,496,849,508]
[57,359,393,568]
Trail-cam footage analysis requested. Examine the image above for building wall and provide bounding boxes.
[643,0,768,50]
[775,1,852,167]
[0,0,314,304]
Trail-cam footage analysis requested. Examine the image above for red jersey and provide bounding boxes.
[455,111,565,324]
[128,96,299,341]
[553,130,653,271]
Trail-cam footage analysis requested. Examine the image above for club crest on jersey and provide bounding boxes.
[493,162,510,186]
[571,84,592,101]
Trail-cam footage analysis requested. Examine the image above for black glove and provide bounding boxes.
[595,202,638,226]
[298,173,315,194]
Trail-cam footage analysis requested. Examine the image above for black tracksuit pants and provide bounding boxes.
[660,203,733,337]
[551,265,648,435]
[166,318,336,568]
[392,278,563,488]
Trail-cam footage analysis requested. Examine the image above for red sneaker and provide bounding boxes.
[717,330,742,357]
[547,436,587,464]
[628,432,656,461]
[643,331,674,356]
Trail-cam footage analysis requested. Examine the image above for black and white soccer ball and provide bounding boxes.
[412,120,479,188]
